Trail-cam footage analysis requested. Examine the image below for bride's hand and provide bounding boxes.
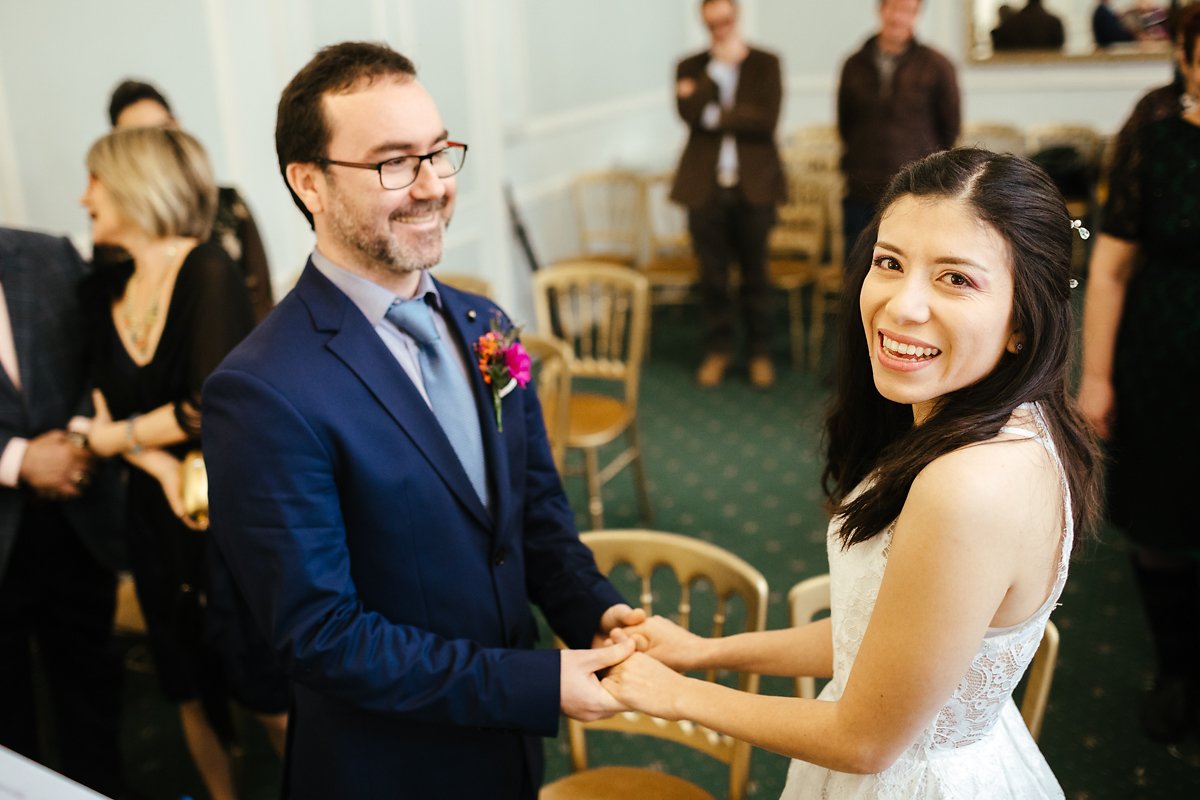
[600,652,688,721]
[610,615,708,672]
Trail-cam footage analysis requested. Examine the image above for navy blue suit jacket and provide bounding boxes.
[202,262,624,799]
[0,227,123,578]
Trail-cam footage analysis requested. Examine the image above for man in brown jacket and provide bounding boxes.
[671,0,786,389]
[837,0,960,258]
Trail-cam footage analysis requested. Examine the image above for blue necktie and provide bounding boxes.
[386,296,490,510]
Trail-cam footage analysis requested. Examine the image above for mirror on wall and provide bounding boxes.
[966,0,1181,62]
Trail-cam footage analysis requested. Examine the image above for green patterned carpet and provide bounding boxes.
[39,298,1198,799]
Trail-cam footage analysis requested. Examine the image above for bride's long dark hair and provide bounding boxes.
[823,148,1103,551]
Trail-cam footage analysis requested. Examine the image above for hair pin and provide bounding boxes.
[1069,278,1079,289]
[1070,219,1090,240]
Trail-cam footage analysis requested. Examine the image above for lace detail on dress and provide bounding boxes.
[783,403,1070,799]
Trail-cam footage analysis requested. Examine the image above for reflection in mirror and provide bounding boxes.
[967,0,1181,62]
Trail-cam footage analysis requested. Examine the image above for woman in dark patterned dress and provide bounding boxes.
[1077,5,1200,745]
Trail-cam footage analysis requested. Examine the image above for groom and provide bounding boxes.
[202,42,640,799]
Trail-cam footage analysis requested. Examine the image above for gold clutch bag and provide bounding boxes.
[181,450,210,530]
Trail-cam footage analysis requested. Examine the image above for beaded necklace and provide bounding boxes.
[120,245,178,360]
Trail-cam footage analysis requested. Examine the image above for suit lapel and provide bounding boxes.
[437,284,513,534]
[296,264,491,530]
[0,235,32,406]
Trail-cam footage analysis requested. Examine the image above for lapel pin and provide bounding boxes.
[466,309,477,321]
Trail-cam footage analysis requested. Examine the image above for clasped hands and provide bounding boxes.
[19,429,93,501]
[561,604,703,723]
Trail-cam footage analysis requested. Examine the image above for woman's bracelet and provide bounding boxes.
[125,414,144,455]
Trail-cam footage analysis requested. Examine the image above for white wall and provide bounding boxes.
[0,0,1175,326]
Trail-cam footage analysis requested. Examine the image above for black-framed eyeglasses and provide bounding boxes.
[316,142,468,190]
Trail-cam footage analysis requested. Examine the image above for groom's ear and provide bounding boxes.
[286,162,326,218]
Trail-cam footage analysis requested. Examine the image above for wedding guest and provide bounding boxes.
[79,126,287,800]
[1093,0,1137,47]
[992,0,1066,50]
[1097,3,1198,202]
[1076,4,1200,744]
[604,148,1103,797]
[0,226,128,798]
[103,79,275,323]
[200,41,642,799]
[672,0,786,389]
[837,0,960,258]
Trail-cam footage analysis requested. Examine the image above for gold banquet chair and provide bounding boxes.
[566,169,647,267]
[638,170,700,307]
[532,262,652,530]
[113,572,147,636]
[435,271,494,299]
[957,121,1027,156]
[786,574,1061,742]
[768,166,834,369]
[540,529,770,800]
[519,332,574,476]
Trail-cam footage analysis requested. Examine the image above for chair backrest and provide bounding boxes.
[786,574,1061,742]
[436,272,495,299]
[573,529,770,800]
[571,169,647,264]
[770,166,833,261]
[957,122,1027,156]
[784,123,840,165]
[531,261,650,407]
[785,573,832,700]
[518,331,573,475]
[1025,123,1106,167]
[1020,618,1059,742]
[640,170,691,258]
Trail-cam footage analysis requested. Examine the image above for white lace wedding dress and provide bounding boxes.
[781,406,1070,799]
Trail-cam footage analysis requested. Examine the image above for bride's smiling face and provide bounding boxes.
[860,194,1020,424]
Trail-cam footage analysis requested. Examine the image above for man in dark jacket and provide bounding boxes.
[837,0,960,258]
[0,226,127,797]
[671,0,786,389]
[992,0,1067,50]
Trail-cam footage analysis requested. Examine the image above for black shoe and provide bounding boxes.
[1139,676,1193,743]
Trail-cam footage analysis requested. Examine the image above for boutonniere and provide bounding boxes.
[473,316,531,431]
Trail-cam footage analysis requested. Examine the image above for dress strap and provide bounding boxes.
[997,425,1038,438]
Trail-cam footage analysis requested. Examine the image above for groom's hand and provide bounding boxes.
[560,638,636,722]
[592,603,647,649]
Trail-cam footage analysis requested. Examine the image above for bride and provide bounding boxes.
[602,148,1103,798]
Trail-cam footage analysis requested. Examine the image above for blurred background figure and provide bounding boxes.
[1077,3,1200,746]
[671,0,786,390]
[103,79,275,323]
[1123,0,1173,40]
[992,0,1067,50]
[0,226,129,798]
[836,0,960,260]
[1093,0,1138,46]
[78,126,287,800]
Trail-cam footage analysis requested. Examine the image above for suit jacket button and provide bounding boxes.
[492,548,507,566]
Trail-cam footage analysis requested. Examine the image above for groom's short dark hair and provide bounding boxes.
[275,41,417,227]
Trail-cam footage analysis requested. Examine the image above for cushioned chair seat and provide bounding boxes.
[566,393,634,448]
[540,766,716,800]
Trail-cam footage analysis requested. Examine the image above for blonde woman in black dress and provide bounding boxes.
[80,126,286,800]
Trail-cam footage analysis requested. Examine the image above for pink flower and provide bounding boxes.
[473,314,528,431]
[505,342,532,387]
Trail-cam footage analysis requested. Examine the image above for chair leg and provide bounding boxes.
[808,288,826,372]
[627,422,653,526]
[787,286,805,370]
[584,446,604,530]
